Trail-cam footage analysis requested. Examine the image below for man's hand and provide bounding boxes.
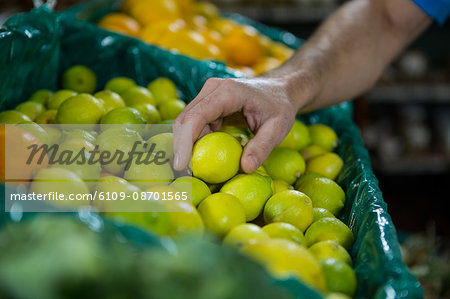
[173,76,305,173]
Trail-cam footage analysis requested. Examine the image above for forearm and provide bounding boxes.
[266,0,431,112]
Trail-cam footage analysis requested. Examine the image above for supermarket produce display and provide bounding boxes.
[0,4,422,299]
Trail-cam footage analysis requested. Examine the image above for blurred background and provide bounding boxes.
[1,0,449,297]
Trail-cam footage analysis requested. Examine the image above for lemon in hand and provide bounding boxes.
[279,120,311,151]
[263,190,313,232]
[263,147,305,185]
[262,222,306,246]
[295,176,345,216]
[305,217,354,251]
[223,223,269,247]
[198,192,246,236]
[308,124,338,151]
[309,240,352,266]
[192,132,242,184]
[320,258,357,297]
[241,238,326,291]
[306,152,344,180]
[220,172,273,221]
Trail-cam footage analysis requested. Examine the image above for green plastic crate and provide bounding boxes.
[0,7,422,299]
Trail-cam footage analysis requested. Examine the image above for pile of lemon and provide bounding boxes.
[97,0,294,75]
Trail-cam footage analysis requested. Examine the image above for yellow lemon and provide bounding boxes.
[309,240,352,266]
[98,13,141,36]
[305,217,354,251]
[300,144,327,161]
[263,147,305,185]
[272,179,294,193]
[241,239,326,291]
[220,173,273,221]
[171,176,211,206]
[198,193,246,236]
[223,223,269,247]
[192,132,242,184]
[308,124,338,152]
[262,222,306,246]
[263,190,313,232]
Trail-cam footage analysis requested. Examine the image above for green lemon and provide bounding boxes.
[308,124,338,151]
[241,239,326,291]
[263,147,305,185]
[192,132,242,184]
[105,77,136,95]
[55,93,105,127]
[309,240,352,265]
[147,77,178,105]
[300,144,328,161]
[272,179,293,193]
[171,176,211,206]
[295,172,326,188]
[47,90,77,110]
[198,192,246,236]
[223,223,269,247]
[62,65,97,94]
[122,86,156,106]
[16,121,50,144]
[100,107,146,133]
[262,222,306,246]
[28,89,53,107]
[220,172,273,221]
[320,258,357,297]
[295,176,345,216]
[158,99,186,120]
[124,157,174,190]
[15,102,45,121]
[35,110,57,124]
[313,207,336,222]
[146,132,174,163]
[0,110,31,124]
[279,120,311,151]
[305,217,354,251]
[263,190,313,232]
[130,103,161,124]
[94,90,125,113]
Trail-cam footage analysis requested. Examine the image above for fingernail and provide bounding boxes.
[174,154,181,170]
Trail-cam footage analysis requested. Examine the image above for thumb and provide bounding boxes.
[241,119,288,173]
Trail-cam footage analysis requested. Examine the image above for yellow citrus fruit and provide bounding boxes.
[223,223,269,247]
[104,77,136,95]
[123,157,174,190]
[309,240,352,266]
[224,26,263,66]
[295,176,345,216]
[192,132,242,184]
[255,165,269,176]
[171,176,211,206]
[263,147,305,185]
[158,99,186,120]
[308,124,338,152]
[272,179,293,193]
[306,152,344,181]
[198,192,246,236]
[146,132,174,163]
[163,200,204,237]
[305,217,354,251]
[220,172,273,221]
[98,13,141,36]
[300,144,327,161]
[129,0,180,25]
[241,238,326,291]
[313,207,335,222]
[193,1,220,19]
[279,120,311,151]
[263,190,313,232]
[262,222,306,246]
[320,258,357,297]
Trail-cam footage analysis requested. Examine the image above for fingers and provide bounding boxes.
[173,78,241,170]
[241,118,289,173]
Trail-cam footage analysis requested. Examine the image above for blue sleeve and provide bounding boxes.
[411,0,450,24]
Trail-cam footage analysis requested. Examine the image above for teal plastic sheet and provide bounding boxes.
[0,6,422,299]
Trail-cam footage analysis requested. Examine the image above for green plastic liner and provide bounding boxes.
[0,6,422,299]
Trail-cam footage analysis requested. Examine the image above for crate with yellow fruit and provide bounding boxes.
[66,0,297,76]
